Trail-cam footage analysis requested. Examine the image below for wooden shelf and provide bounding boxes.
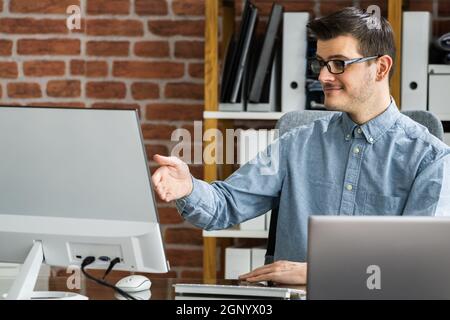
[203,111,285,120]
[202,0,405,282]
[203,229,269,238]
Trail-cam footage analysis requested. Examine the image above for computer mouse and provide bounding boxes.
[115,275,151,292]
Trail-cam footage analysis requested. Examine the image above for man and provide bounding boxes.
[152,7,450,285]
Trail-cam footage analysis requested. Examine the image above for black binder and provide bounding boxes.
[220,0,254,103]
[248,3,283,103]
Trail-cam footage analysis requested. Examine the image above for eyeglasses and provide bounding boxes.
[309,55,380,75]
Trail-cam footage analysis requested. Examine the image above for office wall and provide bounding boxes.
[0,0,204,279]
[0,0,448,279]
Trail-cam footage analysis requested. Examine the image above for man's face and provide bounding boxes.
[316,35,377,112]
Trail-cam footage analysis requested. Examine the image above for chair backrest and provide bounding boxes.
[264,109,444,264]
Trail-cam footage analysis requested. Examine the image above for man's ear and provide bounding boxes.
[376,55,393,81]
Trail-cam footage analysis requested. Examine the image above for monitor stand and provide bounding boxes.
[4,241,88,300]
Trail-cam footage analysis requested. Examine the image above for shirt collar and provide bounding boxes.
[341,98,400,144]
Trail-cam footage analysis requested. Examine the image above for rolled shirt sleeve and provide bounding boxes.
[175,139,286,230]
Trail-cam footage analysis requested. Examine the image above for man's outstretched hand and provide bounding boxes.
[239,261,307,285]
[151,154,193,202]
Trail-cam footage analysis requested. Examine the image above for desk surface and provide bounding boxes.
[0,273,306,300]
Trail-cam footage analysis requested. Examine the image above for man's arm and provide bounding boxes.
[152,139,286,230]
[403,154,450,216]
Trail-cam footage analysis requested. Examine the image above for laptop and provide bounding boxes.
[307,216,450,300]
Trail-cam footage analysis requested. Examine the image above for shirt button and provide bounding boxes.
[345,134,351,141]
[368,137,374,144]
[353,147,360,154]
[356,128,362,134]
[346,184,353,191]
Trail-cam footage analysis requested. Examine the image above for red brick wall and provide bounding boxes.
[0,0,449,279]
[0,0,204,279]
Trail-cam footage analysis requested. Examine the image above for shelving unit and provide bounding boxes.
[203,229,269,238]
[204,111,285,120]
[202,0,404,282]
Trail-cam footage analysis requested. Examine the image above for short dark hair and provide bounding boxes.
[307,7,396,79]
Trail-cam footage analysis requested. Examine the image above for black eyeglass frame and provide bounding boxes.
[310,55,381,75]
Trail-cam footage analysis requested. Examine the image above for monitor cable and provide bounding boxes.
[81,256,137,300]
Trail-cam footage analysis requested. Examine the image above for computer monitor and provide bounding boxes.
[307,215,450,300]
[0,106,169,299]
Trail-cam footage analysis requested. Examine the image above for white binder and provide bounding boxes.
[282,12,310,112]
[401,12,431,111]
[225,247,251,280]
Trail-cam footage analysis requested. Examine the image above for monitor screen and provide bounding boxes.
[0,106,168,273]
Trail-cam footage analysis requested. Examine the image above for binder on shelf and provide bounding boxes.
[282,12,310,112]
[220,0,252,103]
[230,4,259,103]
[251,247,267,270]
[247,3,283,111]
[401,11,431,111]
[225,246,251,280]
[246,52,280,112]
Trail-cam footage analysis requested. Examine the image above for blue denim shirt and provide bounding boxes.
[176,101,450,262]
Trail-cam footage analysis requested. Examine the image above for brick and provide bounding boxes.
[23,61,65,77]
[438,0,450,16]
[174,41,204,59]
[70,60,108,77]
[134,41,169,57]
[29,102,85,108]
[172,0,204,16]
[131,82,159,100]
[10,0,80,13]
[359,0,388,16]
[433,20,450,37]
[87,41,129,57]
[135,0,167,15]
[0,40,12,56]
[87,0,130,15]
[0,62,18,78]
[0,18,67,34]
[8,82,41,98]
[319,0,354,16]
[91,102,140,112]
[145,144,169,160]
[404,0,433,12]
[157,207,184,224]
[86,19,143,36]
[188,165,203,179]
[17,39,80,55]
[165,227,203,245]
[86,82,126,99]
[148,20,204,37]
[141,124,177,140]
[249,0,315,16]
[146,104,203,121]
[165,82,204,100]
[188,63,204,79]
[47,80,81,98]
[166,249,202,267]
[113,61,184,79]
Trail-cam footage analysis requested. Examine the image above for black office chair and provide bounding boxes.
[264,109,445,264]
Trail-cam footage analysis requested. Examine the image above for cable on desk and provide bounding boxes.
[81,256,137,300]
[102,257,121,280]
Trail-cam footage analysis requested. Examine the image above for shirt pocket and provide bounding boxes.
[363,192,406,215]
[308,180,341,214]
